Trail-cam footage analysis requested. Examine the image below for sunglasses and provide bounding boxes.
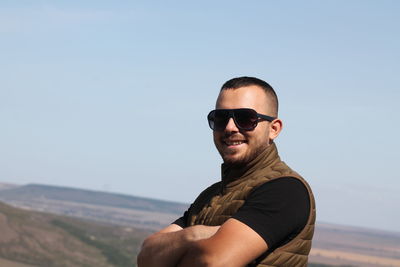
[207,108,276,131]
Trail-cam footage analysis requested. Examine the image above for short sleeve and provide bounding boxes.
[172,215,187,228]
[172,204,193,228]
[171,181,221,228]
[232,177,310,249]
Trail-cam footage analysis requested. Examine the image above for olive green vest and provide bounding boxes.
[187,143,316,267]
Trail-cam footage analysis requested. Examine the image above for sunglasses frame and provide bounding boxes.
[207,108,276,131]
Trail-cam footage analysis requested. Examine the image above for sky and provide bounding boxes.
[1,1,399,232]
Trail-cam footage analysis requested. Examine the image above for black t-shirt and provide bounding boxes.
[173,177,310,249]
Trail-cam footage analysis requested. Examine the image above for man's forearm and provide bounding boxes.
[137,225,219,267]
[137,229,190,267]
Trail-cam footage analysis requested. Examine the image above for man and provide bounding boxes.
[137,77,316,267]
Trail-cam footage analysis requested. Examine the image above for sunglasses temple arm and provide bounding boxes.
[258,114,276,122]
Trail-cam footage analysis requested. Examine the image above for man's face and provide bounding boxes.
[213,85,275,165]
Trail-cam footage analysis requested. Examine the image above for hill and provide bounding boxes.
[0,201,149,267]
[0,183,188,230]
[1,182,399,266]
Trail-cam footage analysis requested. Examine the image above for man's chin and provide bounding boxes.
[222,154,248,166]
[221,149,262,166]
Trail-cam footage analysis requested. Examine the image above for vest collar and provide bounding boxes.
[221,142,281,188]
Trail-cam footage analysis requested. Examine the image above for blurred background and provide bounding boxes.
[1,0,399,236]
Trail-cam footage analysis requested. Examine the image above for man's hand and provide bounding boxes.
[137,224,220,267]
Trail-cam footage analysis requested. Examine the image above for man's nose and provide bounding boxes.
[225,118,239,132]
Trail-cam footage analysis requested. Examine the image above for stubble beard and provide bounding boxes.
[219,141,269,167]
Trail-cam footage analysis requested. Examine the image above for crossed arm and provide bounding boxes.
[137,218,268,267]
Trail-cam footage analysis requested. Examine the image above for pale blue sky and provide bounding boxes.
[1,1,399,232]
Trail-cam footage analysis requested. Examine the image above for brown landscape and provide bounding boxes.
[0,182,399,267]
[310,223,400,266]
[0,201,150,266]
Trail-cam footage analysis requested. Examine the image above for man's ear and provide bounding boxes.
[269,118,283,141]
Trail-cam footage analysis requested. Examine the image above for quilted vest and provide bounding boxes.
[187,143,316,267]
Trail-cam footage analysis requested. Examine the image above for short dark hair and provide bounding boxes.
[221,76,279,116]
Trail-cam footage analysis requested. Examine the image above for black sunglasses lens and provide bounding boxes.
[210,110,230,130]
[208,109,259,131]
[207,111,216,130]
[234,109,258,130]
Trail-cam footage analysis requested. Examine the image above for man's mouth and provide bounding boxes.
[223,140,246,146]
